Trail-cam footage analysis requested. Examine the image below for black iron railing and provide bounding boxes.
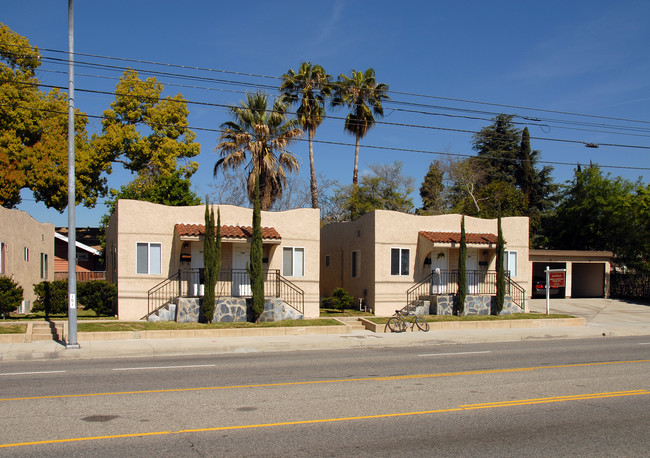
[146,268,304,319]
[406,270,526,311]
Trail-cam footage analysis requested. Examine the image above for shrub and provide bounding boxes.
[33,280,68,316]
[78,280,117,316]
[321,288,355,311]
[0,276,23,318]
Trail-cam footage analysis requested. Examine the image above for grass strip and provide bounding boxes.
[77,318,342,333]
[368,313,574,325]
[0,324,27,334]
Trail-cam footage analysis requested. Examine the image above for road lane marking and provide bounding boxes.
[418,351,491,357]
[1,389,648,449]
[0,371,66,376]
[639,342,650,345]
[1,358,649,403]
[112,364,216,371]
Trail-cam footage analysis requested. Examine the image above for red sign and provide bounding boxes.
[548,272,565,288]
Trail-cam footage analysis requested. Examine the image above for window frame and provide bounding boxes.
[504,250,518,277]
[390,247,410,276]
[282,246,305,277]
[136,242,162,275]
[351,250,360,278]
[0,241,5,275]
[40,252,48,279]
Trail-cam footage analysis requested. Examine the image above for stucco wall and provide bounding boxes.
[321,210,530,316]
[106,200,320,320]
[0,207,54,305]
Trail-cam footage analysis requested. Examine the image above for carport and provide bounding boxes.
[529,250,613,299]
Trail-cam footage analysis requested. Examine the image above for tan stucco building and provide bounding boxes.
[106,200,320,320]
[321,210,530,316]
[0,206,54,309]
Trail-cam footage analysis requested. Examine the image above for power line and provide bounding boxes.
[4,76,650,151]
[3,100,650,173]
[4,43,649,129]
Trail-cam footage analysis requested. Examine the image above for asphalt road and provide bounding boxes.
[1,337,649,456]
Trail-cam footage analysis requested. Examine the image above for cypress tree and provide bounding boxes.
[248,174,265,322]
[495,215,505,314]
[458,216,467,315]
[201,202,217,323]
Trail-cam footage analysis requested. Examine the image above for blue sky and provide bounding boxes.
[4,0,650,227]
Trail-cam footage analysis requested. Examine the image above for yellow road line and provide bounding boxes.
[1,389,648,449]
[2,359,649,403]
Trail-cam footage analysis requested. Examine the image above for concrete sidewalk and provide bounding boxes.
[1,298,649,362]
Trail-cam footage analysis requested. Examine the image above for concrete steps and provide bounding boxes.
[30,321,64,341]
[334,317,369,332]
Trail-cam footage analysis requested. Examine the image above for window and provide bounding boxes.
[0,242,5,274]
[352,250,360,278]
[40,253,48,279]
[391,248,410,276]
[24,247,29,262]
[136,242,162,274]
[283,247,304,277]
[325,255,330,267]
[504,250,517,276]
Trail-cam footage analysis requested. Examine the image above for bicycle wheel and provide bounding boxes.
[387,317,406,333]
[415,316,430,332]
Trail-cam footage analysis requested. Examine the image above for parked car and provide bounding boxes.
[532,276,562,298]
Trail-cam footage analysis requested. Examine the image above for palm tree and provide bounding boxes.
[214,92,302,210]
[332,68,389,186]
[279,62,332,208]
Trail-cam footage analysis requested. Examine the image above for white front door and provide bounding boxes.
[191,243,204,296]
[431,250,448,294]
[466,248,478,294]
[232,246,251,296]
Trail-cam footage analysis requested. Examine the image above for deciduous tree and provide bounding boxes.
[0,24,105,210]
[326,161,414,221]
[93,69,200,181]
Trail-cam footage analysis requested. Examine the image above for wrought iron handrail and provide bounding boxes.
[146,268,305,318]
[406,269,526,311]
[146,270,181,318]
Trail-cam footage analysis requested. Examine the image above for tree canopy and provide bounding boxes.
[326,161,414,222]
[332,68,389,186]
[93,69,200,180]
[550,164,649,271]
[280,62,332,208]
[0,23,106,211]
[214,91,302,211]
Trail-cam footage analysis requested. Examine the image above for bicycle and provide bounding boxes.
[386,309,430,332]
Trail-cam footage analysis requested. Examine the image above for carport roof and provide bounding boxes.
[529,249,613,260]
[419,231,497,245]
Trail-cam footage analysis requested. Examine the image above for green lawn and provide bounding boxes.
[77,318,342,332]
[0,324,27,334]
[368,313,574,325]
[8,310,116,321]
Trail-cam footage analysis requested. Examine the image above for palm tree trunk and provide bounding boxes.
[308,128,318,208]
[352,135,360,186]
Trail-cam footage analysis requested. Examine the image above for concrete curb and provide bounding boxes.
[0,318,586,343]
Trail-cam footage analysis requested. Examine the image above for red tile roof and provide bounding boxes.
[175,224,281,240]
[419,231,497,244]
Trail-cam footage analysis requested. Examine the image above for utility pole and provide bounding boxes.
[66,0,79,349]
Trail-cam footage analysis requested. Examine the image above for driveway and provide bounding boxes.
[528,298,650,336]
